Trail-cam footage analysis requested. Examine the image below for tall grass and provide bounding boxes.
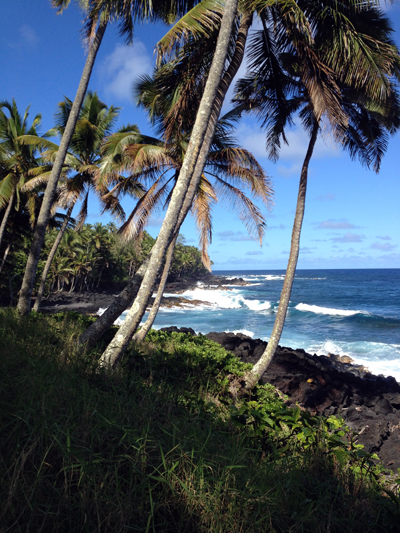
[0,309,399,532]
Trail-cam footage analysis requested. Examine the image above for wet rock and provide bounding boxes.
[160,326,196,335]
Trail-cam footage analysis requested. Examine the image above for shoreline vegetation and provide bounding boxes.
[33,271,400,473]
[1,307,400,531]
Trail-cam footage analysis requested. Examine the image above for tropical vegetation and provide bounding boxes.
[0,223,209,306]
[1,309,399,532]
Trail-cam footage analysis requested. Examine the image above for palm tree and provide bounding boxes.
[0,100,42,252]
[232,1,400,387]
[19,91,133,311]
[98,0,251,366]
[100,68,272,339]
[17,0,198,314]
[108,71,272,262]
[79,2,252,349]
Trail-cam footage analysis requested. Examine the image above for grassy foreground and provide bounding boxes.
[0,309,399,532]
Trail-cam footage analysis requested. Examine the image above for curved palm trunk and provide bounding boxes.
[0,187,15,251]
[99,0,242,368]
[17,19,108,315]
[33,203,74,312]
[246,121,319,388]
[133,235,178,342]
[78,9,251,351]
[0,242,11,275]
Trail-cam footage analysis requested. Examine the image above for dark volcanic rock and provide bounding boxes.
[204,330,400,473]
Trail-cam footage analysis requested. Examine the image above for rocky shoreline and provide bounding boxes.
[37,277,400,472]
[38,273,249,313]
[161,327,400,473]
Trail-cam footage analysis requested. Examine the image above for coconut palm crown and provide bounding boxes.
[100,42,273,269]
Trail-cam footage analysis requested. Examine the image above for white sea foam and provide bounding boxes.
[97,307,126,326]
[305,339,400,381]
[244,299,272,311]
[178,287,272,313]
[296,303,360,316]
[180,288,242,309]
[227,329,255,338]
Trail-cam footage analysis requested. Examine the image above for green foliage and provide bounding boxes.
[169,238,211,280]
[0,221,209,303]
[1,310,399,532]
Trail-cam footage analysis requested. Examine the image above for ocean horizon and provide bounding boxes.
[112,268,400,380]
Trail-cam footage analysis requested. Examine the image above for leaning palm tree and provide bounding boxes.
[98,0,243,365]
[80,1,252,349]
[108,71,272,265]
[97,70,272,340]
[17,0,199,314]
[233,1,400,387]
[19,92,138,311]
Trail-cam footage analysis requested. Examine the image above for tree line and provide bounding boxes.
[1,0,400,386]
[0,219,209,305]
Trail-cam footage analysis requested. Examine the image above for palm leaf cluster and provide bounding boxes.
[0,100,46,240]
[100,45,273,268]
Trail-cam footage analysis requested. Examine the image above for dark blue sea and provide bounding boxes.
[116,269,400,380]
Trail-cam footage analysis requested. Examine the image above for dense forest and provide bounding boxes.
[0,218,209,306]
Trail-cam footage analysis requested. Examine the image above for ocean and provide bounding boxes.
[117,269,400,381]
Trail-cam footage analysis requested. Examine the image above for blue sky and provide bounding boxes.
[2,1,400,270]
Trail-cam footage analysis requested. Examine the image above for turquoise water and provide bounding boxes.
[115,269,400,380]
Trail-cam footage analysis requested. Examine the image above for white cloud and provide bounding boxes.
[316,219,358,230]
[279,129,340,161]
[301,246,316,254]
[268,224,287,230]
[317,193,335,202]
[147,216,164,227]
[277,162,302,177]
[246,250,263,256]
[216,231,256,242]
[19,24,39,46]
[330,233,365,243]
[370,242,398,252]
[376,235,392,241]
[234,122,341,164]
[99,42,153,101]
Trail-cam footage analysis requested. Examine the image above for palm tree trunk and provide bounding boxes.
[99,0,241,368]
[133,235,178,343]
[246,121,319,388]
[33,204,74,312]
[0,242,11,275]
[0,186,15,252]
[78,9,251,350]
[17,18,108,315]
[78,253,152,346]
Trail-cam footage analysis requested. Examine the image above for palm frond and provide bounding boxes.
[157,0,224,62]
[75,190,89,231]
[213,176,266,245]
[118,177,172,242]
[191,175,217,270]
